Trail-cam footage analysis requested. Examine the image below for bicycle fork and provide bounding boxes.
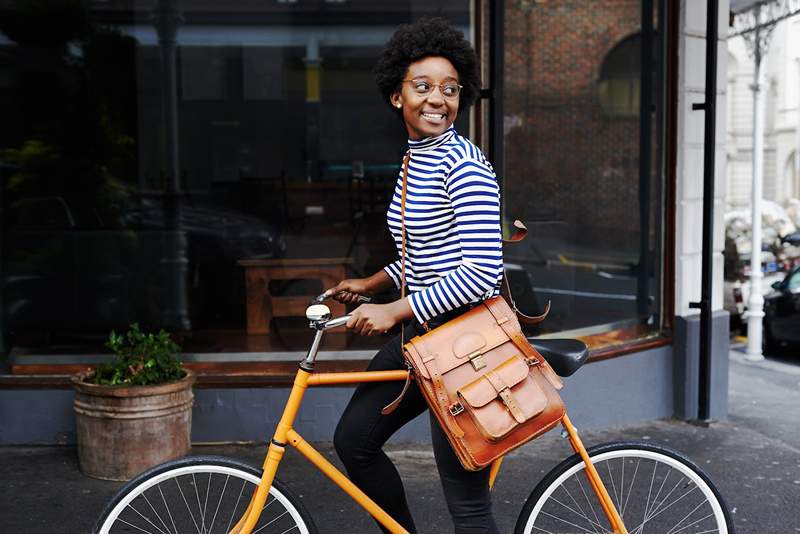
[562,414,629,534]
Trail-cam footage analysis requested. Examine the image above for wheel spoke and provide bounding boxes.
[621,458,641,519]
[225,479,249,534]
[201,473,212,533]
[646,476,688,523]
[175,476,203,534]
[560,479,603,534]
[631,485,699,532]
[605,460,622,512]
[539,510,609,533]
[142,492,172,534]
[158,485,179,534]
[252,509,290,533]
[668,510,716,534]
[191,473,207,534]
[547,493,612,533]
[125,502,170,534]
[576,472,604,533]
[619,456,625,515]
[207,473,231,534]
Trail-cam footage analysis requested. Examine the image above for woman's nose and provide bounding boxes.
[426,87,446,103]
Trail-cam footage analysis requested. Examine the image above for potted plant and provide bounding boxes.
[71,324,195,481]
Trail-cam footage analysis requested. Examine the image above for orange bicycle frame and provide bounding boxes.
[226,365,628,534]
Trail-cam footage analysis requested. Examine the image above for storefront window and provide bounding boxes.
[0,1,473,361]
[502,0,664,341]
[0,0,666,368]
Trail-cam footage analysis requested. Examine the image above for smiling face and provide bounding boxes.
[390,56,460,140]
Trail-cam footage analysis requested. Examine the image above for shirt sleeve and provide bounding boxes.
[407,156,503,324]
[383,260,402,290]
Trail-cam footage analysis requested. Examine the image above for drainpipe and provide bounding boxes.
[746,10,766,362]
[689,0,720,422]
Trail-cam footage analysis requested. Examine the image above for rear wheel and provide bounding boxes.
[514,441,733,534]
[94,455,317,534]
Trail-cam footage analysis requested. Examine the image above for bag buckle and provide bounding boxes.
[468,351,487,371]
[525,357,540,367]
[449,402,465,416]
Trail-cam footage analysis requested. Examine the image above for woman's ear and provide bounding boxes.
[390,92,403,109]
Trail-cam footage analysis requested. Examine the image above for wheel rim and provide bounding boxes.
[99,464,311,534]
[521,448,728,534]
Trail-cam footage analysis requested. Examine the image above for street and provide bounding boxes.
[1,345,798,533]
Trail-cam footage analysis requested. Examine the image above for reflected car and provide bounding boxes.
[763,265,800,353]
[2,194,286,341]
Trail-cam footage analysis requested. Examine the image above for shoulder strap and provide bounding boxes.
[400,151,410,339]
[500,220,551,325]
[381,152,412,416]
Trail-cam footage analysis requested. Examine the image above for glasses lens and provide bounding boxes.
[442,85,460,98]
[413,82,431,94]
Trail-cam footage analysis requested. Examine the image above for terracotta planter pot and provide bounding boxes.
[72,370,195,481]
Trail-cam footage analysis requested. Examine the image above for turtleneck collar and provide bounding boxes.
[407,127,456,153]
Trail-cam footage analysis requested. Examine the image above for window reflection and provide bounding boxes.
[503,0,663,336]
[0,1,472,356]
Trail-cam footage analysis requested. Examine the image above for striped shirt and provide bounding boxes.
[383,127,503,324]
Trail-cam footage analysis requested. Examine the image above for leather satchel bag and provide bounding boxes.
[390,152,566,471]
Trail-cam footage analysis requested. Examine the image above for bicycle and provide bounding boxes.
[94,297,734,534]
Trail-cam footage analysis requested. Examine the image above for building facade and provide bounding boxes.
[727,12,800,207]
[0,0,730,444]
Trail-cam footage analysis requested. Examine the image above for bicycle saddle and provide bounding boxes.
[528,338,589,377]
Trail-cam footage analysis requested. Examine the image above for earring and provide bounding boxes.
[396,103,402,108]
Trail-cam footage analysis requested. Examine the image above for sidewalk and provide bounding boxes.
[2,348,798,533]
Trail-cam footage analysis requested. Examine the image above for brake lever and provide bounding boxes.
[311,291,372,305]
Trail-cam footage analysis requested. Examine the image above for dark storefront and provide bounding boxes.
[0,0,683,443]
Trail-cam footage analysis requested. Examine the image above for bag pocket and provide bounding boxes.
[457,356,547,442]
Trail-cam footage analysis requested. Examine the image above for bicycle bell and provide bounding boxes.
[306,304,331,325]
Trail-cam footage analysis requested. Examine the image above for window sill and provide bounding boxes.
[0,329,672,389]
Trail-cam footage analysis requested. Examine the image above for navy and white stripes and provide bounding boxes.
[383,127,503,324]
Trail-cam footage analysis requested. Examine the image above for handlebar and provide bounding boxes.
[322,315,351,329]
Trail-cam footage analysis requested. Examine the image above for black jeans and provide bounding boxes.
[333,311,499,534]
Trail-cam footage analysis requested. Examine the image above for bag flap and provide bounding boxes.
[458,357,529,408]
[411,304,510,376]
[452,332,487,360]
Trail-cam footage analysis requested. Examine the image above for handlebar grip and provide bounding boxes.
[323,315,351,329]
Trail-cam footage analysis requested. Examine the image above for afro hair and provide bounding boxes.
[374,17,481,115]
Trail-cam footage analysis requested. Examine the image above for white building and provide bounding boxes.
[727,13,800,208]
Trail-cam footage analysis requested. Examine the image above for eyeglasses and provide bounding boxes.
[402,80,463,99]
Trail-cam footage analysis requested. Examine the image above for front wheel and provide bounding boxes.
[515,441,733,534]
[94,455,317,534]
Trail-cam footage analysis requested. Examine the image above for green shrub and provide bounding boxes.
[90,323,185,386]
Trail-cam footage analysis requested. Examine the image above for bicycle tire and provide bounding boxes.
[514,441,734,534]
[93,455,318,534]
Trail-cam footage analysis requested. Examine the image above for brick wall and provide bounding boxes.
[503,0,653,255]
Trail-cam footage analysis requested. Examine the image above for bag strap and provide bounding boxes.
[400,151,409,337]
[412,337,466,438]
[381,152,412,416]
[500,219,551,326]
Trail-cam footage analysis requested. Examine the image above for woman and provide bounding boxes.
[326,17,503,534]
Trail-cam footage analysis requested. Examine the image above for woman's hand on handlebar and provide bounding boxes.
[346,303,396,336]
[346,299,414,336]
[324,279,371,304]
